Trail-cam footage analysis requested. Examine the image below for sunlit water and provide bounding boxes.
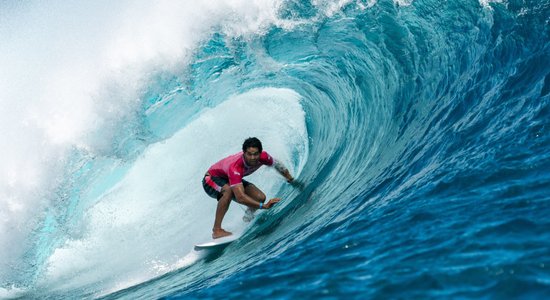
[1,0,549,298]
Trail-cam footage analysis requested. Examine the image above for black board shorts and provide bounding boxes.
[202,175,251,201]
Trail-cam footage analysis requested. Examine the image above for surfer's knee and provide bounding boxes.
[219,185,233,202]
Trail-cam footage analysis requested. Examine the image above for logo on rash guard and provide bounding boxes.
[233,171,241,176]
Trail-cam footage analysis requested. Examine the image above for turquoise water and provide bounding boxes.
[1,0,549,299]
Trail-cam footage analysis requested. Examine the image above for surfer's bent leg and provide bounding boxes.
[213,184,233,239]
[241,183,265,223]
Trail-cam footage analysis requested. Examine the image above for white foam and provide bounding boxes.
[394,0,414,7]
[479,0,503,9]
[0,285,26,299]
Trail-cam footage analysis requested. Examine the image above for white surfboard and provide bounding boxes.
[194,234,240,251]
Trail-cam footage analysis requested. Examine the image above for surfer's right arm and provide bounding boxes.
[231,184,280,209]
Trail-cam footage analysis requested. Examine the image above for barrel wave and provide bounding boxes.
[1,0,549,299]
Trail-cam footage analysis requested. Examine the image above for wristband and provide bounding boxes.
[259,202,263,209]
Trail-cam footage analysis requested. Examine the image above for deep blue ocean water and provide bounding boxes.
[1,0,549,299]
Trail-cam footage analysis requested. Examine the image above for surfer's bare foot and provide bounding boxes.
[212,228,232,239]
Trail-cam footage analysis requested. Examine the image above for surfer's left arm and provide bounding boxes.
[273,159,294,183]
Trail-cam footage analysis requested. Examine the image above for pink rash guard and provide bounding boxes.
[207,151,274,187]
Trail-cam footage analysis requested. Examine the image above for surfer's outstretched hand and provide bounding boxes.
[264,198,281,209]
[289,179,305,191]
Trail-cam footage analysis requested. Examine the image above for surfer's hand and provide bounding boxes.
[264,198,281,209]
[290,180,305,191]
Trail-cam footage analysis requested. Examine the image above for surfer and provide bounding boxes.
[202,137,296,239]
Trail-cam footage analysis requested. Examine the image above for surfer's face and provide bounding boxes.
[244,147,260,166]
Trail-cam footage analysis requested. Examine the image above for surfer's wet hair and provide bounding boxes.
[243,137,263,153]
